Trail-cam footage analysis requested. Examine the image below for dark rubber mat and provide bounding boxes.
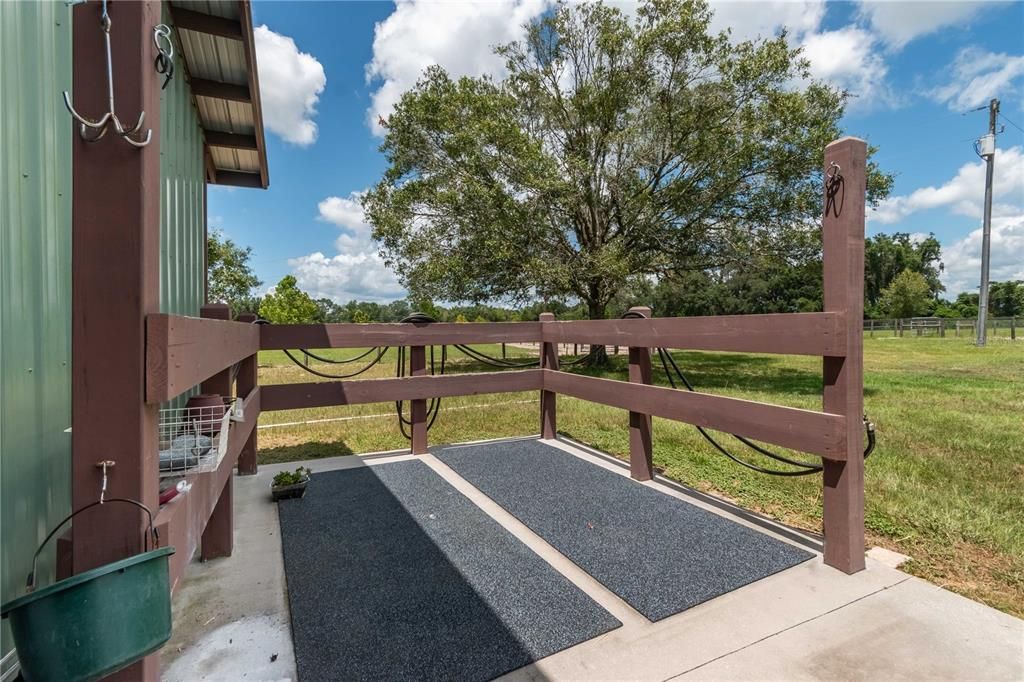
[278,459,620,682]
[436,440,813,621]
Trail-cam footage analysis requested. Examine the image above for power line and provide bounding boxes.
[999,112,1024,134]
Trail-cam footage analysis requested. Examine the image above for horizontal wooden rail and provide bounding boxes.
[146,314,259,403]
[262,370,543,411]
[260,321,542,350]
[543,370,846,459]
[541,312,846,356]
[156,384,260,591]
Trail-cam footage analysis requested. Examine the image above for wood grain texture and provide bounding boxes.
[627,307,654,481]
[145,313,259,403]
[545,371,846,459]
[260,368,540,411]
[260,321,543,349]
[541,312,845,356]
[821,137,867,573]
[539,313,558,438]
[198,305,233,560]
[409,346,428,454]
[70,7,165,676]
[261,370,543,411]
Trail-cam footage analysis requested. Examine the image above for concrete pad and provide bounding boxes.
[160,450,420,681]
[499,559,909,682]
[162,438,1024,682]
[680,576,1024,681]
[867,545,911,569]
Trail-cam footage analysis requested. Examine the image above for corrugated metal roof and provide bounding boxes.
[169,0,268,187]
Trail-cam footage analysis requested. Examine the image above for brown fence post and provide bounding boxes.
[410,345,428,454]
[539,313,558,438]
[1012,317,1016,341]
[236,312,259,475]
[627,307,654,480]
[69,3,164,679]
[821,137,866,574]
[199,304,234,560]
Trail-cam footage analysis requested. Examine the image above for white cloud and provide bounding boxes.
[288,191,406,302]
[709,0,824,42]
[858,1,988,49]
[289,251,405,302]
[365,0,547,136]
[941,215,1024,296]
[318,193,369,232]
[254,26,326,146]
[869,145,1023,297]
[929,47,1024,111]
[871,146,1024,224]
[801,26,893,106]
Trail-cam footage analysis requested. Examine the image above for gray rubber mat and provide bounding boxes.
[436,440,813,621]
[277,459,620,682]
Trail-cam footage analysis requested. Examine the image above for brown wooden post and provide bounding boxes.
[821,137,867,574]
[236,312,259,475]
[409,345,428,454]
[627,307,654,480]
[539,313,558,438]
[70,2,164,678]
[199,305,234,560]
[1011,317,1016,341]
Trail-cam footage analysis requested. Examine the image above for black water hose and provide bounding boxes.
[615,310,876,476]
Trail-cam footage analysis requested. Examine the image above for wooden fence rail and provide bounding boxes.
[141,137,867,578]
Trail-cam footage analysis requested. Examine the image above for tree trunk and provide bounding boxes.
[587,296,610,366]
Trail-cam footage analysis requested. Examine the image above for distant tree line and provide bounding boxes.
[208,230,1022,325]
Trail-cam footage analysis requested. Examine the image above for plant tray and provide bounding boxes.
[272,481,308,501]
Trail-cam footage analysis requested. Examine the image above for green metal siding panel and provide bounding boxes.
[160,4,206,320]
[0,1,73,671]
[160,6,207,407]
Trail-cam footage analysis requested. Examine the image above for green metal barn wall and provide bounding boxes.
[0,1,73,672]
[160,4,207,409]
[160,5,206,322]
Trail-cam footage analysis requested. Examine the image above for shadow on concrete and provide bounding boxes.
[277,458,619,682]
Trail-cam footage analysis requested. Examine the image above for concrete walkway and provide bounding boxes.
[161,438,1024,681]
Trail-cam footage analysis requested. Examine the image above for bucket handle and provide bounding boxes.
[27,498,159,592]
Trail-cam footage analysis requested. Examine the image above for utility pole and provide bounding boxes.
[976,98,999,347]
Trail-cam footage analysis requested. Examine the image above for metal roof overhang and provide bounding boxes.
[169,0,269,189]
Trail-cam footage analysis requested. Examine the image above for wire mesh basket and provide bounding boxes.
[158,398,236,478]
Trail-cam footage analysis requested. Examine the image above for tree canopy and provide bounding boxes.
[259,275,319,324]
[207,230,261,315]
[364,0,892,320]
[880,270,932,319]
[864,232,943,315]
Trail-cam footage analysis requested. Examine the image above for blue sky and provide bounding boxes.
[211,0,1024,303]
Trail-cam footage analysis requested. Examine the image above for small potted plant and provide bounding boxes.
[271,467,312,501]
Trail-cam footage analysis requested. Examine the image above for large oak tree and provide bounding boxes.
[364,0,892,321]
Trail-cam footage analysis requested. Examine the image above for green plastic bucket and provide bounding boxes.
[1,498,175,682]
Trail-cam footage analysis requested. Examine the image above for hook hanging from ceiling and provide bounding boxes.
[62,0,152,147]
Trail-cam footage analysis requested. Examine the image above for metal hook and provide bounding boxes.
[826,162,841,183]
[62,0,152,147]
[153,24,175,90]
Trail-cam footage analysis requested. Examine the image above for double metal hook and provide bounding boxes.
[62,0,169,147]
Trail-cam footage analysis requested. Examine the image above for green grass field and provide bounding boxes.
[256,337,1024,616]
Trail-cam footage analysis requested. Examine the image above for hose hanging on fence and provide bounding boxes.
[394,314,446,440]
[618,309,876,476]
[253,317,391,380]
[282,347,389,380]
[300,346,382,365]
